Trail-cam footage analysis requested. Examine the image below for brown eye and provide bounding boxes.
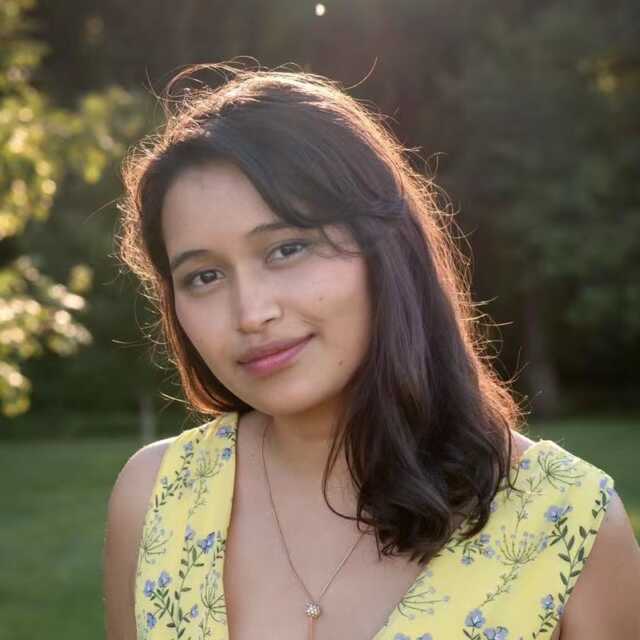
[182,269,220,289]
[180,240,312,291]
[268,240,312,262]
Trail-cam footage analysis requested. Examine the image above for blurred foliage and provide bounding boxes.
[452,2,640,337]
[0,0,146,416]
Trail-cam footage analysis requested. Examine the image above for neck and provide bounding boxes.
[258,407,356,510]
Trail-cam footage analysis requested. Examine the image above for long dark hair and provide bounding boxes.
[116,61,527,565]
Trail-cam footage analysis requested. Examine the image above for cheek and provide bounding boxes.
[308,258,372,350]
[174,299,226,361]
[346,265,373,353]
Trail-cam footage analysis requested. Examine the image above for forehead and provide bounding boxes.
[161,160,278,248]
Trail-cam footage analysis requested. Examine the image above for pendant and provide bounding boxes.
[305,601,321,618]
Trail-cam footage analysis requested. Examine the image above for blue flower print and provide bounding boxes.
[189,604,199,619]
[479,533,491,545]
[483,546,496,558]
[158,570,171,588]
[216,425,231,437]
[599,477,614,496]
[160,476,169,487]
[462,555,474,565]
[222,447,232,460]
[544,505,572,524]
[198,532,215,553]
[143,579,155,597]
[519,459,530,470]
[465,609,485,628]
[183,441,193,453]
[417,635,433,640]
[184,524,195,541]
[484,626,509,639]
[541,594,554,611]
[393,634,410,640]
[147,612,157,629]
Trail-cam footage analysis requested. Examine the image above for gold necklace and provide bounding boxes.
[261,416,369,640]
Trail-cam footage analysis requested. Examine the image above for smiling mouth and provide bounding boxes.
[238,334,314,375]
[238,334,315,364]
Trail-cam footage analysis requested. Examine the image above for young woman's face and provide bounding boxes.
[161,160,372,417]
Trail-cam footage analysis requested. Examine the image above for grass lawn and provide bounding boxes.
[0,437,137,640]
[0,416,638,640]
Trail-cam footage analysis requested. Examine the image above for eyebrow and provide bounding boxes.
[169,221,302,273]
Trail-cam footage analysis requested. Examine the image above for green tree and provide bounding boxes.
[444,1,640,414]
[0,0,143,417]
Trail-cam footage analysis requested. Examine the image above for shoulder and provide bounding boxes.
[509,431,640,637]
[510,429,538,462]
[560,488,640,638]
[103,435,177,639]
[105,433,178,533]
[514,432,640,638]
[105,433,179,534]
[108,435,178,517]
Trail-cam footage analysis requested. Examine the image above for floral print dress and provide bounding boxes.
[135,411,615,640]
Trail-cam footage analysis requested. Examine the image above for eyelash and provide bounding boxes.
[181,240,312,290]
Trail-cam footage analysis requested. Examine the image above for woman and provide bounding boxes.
[104,62,640,640]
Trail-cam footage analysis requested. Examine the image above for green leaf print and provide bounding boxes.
[530,476,613,639]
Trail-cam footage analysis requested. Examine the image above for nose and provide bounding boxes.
[233,267,281,334]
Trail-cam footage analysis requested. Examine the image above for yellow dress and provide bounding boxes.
[135,411,616,640]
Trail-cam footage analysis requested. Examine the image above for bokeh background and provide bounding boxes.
[1,1,638,637]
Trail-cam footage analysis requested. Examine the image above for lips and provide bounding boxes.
[238,334,314,364]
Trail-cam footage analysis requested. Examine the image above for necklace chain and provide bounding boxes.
[260,416,368,635]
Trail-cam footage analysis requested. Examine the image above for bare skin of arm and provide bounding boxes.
[559,489,640,639]
[103,438,173,640]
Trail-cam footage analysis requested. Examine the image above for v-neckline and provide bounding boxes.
[216,411,552,640]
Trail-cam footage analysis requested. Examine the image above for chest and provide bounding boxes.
[219,420,564,640]
[223,522,559,640]
[222,425,430,640]
[223,499,431,640]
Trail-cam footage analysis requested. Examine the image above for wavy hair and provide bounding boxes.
[116,61,527,565]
